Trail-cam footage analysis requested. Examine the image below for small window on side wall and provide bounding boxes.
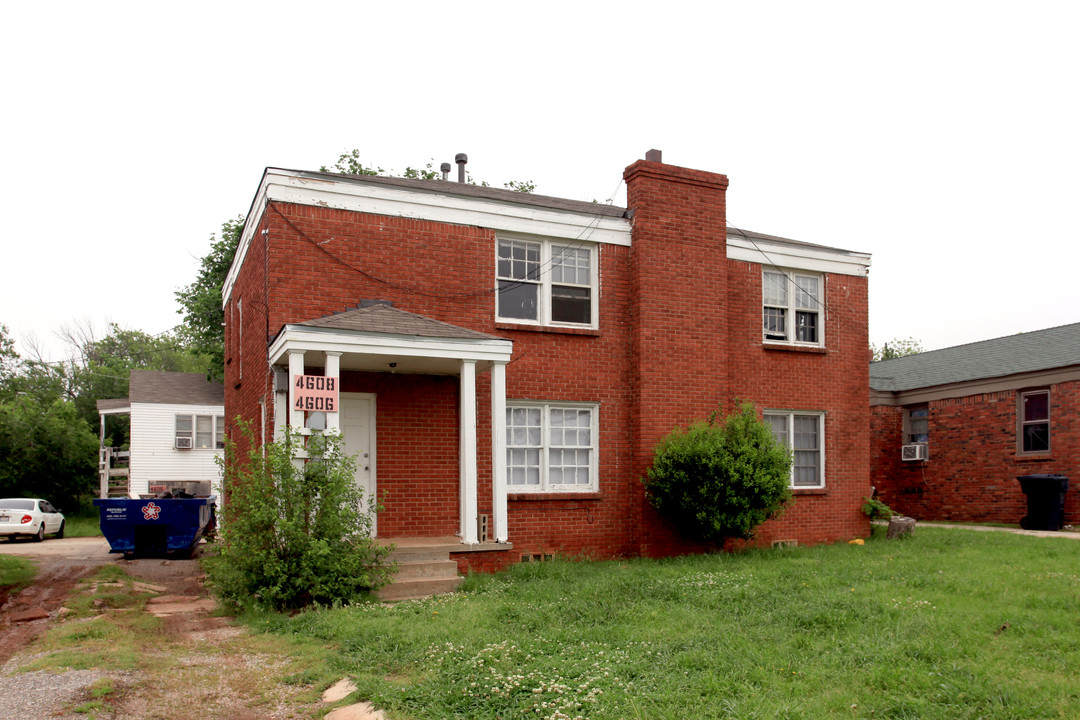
[904,406,929,445]
[1019,390,1050,453]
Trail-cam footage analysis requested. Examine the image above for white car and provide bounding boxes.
[0,498,65,541]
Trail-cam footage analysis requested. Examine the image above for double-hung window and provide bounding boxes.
[506,403,598,492]
[764,411,825,488]
[1019,390,1050,453]
[175,414,226,450]
[763,270,822,346]
[497,237,596,327]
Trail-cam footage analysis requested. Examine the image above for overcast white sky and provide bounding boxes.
[2,1,1077,362]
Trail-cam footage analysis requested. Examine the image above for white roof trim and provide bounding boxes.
[727,234,871,277]
[224,169,632,304]
[268,325,514,366]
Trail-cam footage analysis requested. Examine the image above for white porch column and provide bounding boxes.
[288,350,305,430]
[491,361,508,543]
[287,351,307,467]
[459,359,479,544]
[325,351,342,433]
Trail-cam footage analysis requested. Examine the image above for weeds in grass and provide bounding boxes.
[250,527,1080,720]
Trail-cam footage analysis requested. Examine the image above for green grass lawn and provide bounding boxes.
[63,513,103,538]
[252,527,1079,719]
[0,554,35,594]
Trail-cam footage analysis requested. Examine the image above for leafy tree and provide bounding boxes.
[644,404,793,542]
[0,324,22,401]
[175,217,245,382]
[59,322,210,435]
[871,337,924,362]
[0,394,98,506]
[0,325,96,505]
[205,424,394,610]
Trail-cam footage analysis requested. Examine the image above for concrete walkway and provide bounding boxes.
[895,521,1080,540]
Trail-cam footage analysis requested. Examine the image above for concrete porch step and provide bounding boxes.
[371,535,513,602]
[374,536,463,602]
[390,558,459,580]
[374,575,463,602]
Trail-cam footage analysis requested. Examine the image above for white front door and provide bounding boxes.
[340,392,376,533]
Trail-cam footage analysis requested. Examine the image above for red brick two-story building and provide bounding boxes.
[222,151,872,572]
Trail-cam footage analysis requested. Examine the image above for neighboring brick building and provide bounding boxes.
[870,323,1080,526]
[222,151,872,572]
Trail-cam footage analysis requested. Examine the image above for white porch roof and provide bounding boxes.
[267,303,513,372]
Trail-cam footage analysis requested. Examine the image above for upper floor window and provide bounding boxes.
[506,402,598,493]
[764,411,825,488]
[497,237,596,327]
[1019,390,1050,453]
[763,270,822,346]
[905,406,929,445]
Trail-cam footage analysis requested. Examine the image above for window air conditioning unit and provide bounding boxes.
[901,444,928,461]
[175,437,193,450]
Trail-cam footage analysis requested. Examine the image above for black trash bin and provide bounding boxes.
[1017,474,1069,531]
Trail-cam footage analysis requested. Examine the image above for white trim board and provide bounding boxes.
[727,234,871,277]
[224,169,632,304]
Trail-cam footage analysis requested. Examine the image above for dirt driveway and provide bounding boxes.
[0,536,112,663]
[0,538,327,719]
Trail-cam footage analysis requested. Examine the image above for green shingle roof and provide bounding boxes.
[869,323,1080,393]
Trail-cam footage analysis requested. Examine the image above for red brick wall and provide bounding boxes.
[724,261,872,546]
[226,159,873,573]
[339,372,460,538]
[871,381,1079,525]
[224,211,276,460]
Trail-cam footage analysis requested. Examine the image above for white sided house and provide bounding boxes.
[97,370,225,499]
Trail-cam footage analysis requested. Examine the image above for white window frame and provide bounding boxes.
[505,401,599,493]
[496,234,598,329]
[175,414,226,450]
[763,410,825,489]
[1018,389,1050,454]
[762,269,824,347]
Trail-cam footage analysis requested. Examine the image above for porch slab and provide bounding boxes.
[375,536,513,554]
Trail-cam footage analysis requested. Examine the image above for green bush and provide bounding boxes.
[205,423,394,610]
[644,403,792,542]
[862,495,896,520]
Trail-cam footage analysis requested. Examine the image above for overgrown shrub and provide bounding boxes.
[644,403,792,542]
[205,423,394,610]
[862,495,896,520]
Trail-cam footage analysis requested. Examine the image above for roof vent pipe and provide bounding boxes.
[440,162,451,181]
[455,153,468,182]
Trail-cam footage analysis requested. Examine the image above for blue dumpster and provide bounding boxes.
[93,497,217,557]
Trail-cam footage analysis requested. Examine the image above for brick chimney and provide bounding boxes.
[623,150,731,513]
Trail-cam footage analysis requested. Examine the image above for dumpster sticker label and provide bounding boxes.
[141,502,162,520]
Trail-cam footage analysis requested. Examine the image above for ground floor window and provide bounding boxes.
[1019,389,1050,453]
[764,410,825,488]
[175,414,226,449]
[506,402,598,492]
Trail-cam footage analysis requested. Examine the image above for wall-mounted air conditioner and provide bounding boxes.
[901,444,928,461]
[175,437,193,450]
